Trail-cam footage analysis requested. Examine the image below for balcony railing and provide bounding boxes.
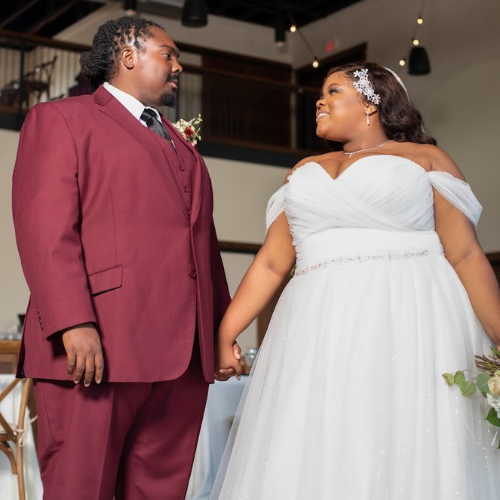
[0,28,323,155]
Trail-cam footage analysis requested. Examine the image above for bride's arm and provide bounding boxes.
[216,211,296,379]
[430,148,500,347]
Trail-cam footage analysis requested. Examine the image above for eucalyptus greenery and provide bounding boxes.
[443,346,500,449]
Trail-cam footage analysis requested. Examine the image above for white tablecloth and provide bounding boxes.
[0,375,42,500]
[186,376,247,500]
[0,375,247,500]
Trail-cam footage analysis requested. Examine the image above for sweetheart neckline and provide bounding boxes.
[306,154,428,182]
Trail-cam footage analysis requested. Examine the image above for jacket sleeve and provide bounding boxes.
[210,219,231,333]
[12,102,96,340]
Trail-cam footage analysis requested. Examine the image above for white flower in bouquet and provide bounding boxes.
[487,393,500,419]
[488,375,500,396]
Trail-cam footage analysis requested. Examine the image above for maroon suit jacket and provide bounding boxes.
[12,85,231,383]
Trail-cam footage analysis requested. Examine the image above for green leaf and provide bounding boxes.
[485,408,500,427]
[490,346,500,358]
[458,379,476,397]
[477,373,492,394]
[454,371,466,385]
[442,373,455,386]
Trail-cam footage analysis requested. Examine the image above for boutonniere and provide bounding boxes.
[173,115,202,146]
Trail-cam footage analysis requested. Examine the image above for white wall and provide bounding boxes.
[206,158,285,353]
[292,0,500,251]
[0,130,27,334]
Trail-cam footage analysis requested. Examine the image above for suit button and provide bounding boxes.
[184,186,190,193]
[189,270,197,279]
[180,166,185,172]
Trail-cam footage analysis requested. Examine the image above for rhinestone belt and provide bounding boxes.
[293,249,430,277]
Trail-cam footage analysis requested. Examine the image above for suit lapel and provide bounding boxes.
[94,86,188,221]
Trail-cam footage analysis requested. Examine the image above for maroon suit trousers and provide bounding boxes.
[33,343,208,500]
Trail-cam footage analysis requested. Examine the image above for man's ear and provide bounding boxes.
[120,46,135,70]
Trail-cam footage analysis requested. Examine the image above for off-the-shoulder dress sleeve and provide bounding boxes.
[265,185,286,232]
[428,171,482,227]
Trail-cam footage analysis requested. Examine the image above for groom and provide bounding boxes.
[12,16,237,499]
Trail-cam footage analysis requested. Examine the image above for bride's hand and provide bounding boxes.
[215,340,242,382]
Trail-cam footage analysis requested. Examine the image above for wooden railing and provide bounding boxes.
[0,29,323,155]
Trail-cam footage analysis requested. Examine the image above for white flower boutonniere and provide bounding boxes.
[173,115,202,146]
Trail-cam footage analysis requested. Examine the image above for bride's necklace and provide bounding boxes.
[343,140,393,159]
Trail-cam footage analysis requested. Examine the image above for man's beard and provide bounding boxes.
[160,90,176,107]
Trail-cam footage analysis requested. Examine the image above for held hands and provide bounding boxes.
[61,323,104,387]
[215,340,242,382]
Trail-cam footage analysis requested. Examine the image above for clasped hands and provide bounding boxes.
[215,339,243,382]
[62,323,243,386]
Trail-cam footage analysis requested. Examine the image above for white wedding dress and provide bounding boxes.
[211,155,500,500]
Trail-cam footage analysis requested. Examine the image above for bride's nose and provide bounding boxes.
[316,97,326,109]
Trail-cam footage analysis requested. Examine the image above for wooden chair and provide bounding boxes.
[0,340,37,500]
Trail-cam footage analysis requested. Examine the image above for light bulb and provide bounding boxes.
[399,59,406,67]
[290,24,297,33]
[417,17,424,25]
[412,38,420,46]
[312,58,319,68]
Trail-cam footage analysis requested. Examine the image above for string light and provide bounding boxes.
[279,1,317,67]
[399,0,430,74]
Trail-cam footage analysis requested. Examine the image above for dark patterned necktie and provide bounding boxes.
[140,108,177,153]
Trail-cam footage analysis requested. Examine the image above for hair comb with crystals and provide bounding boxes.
[352,68,381,105]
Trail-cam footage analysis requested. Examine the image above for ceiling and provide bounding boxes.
[0,0,363,37]
[0,1,105,37]
[204,0,363,28]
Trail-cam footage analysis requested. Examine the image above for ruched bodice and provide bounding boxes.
[266,155,482,240]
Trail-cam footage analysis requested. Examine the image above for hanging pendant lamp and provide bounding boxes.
[182,0,208,28]
[408,46,431,75]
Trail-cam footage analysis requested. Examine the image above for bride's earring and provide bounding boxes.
[366,111,370,126]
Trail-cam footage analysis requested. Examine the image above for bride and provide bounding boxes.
[212,62,500,499]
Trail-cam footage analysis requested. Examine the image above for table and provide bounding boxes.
[0,375,42,500]
[0,375,247,500]
[186,376,247,500]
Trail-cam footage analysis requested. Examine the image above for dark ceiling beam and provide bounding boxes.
[27,0,79,35]
[136,1,182,20]
[0,0,44,29]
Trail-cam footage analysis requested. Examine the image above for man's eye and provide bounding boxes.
[163,53,172,60]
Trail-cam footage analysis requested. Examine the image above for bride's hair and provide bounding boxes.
[326,62,437,145]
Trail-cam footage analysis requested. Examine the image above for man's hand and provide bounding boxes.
[215,341,242,382]
[61,323,104,386]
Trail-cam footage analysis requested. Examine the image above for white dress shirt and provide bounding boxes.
[103,82,162,126]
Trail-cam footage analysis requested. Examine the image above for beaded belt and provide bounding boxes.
[293,249,429,277]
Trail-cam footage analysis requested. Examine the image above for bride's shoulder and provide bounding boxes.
[284,155,319,184]
[416,144,466,180]
[394,143,466,181]
[284,152,341,184]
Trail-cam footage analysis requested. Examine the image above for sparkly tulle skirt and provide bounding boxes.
[210,229,500,500]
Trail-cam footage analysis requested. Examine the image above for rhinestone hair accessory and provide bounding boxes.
[352,68,381,105]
